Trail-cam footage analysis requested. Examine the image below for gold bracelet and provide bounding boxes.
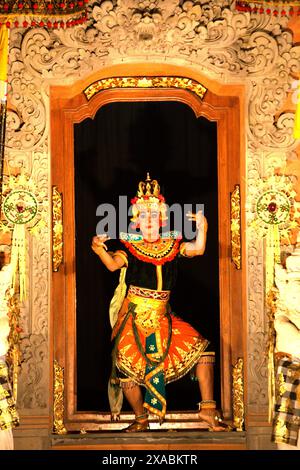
[198,354,215,365]
[198,400,216,410]
[179,243,193,258]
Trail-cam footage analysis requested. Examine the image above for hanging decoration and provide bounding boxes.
[249,175,300,422]
[6,289,21,402]
[0,1,88,29]
[0,23,8,214]
[236,0,300,16]
[248,174,300,294]
[0,173,47,301]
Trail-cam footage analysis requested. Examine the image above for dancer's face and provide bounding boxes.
[138,207,160,241]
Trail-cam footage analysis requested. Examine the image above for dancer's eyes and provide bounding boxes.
[140,211,159,219]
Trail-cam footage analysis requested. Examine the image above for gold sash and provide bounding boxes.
[127,285,170,335]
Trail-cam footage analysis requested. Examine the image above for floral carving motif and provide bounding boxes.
[17,333,48,410]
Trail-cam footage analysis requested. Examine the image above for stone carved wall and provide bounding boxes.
[6,0,300,418]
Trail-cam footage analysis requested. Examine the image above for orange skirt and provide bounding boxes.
[113,296,209,386]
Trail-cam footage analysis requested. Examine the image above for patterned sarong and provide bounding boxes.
[0,360,19,431]
[272,355,300,446]
[112,285,209,420]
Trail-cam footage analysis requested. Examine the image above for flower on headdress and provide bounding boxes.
[131,197,138,204]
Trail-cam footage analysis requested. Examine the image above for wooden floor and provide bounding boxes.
[51,429,247,450]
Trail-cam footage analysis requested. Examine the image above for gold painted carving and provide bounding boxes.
[53,360,67,435]
[232,357,244,431]
[231,184,241,270]
[52,186,63,272]
[84,76,207,101]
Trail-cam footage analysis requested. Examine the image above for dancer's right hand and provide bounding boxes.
[91,234,110,252]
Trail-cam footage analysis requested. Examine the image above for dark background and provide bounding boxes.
[74,101,219,412]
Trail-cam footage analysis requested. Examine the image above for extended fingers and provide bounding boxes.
[94,234,109,242]
[97,234,110,240]
[186,211,196,221]
[92,234,110,248]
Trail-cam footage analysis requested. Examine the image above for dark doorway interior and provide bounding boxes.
[74,101,219,412]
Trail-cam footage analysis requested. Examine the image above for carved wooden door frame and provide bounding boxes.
[50,65,245,433]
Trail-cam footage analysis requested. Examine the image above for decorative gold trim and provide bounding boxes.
[156,265,163,291]
[232,357,245,431]
[52,186,63,272]
[53,360,67,435]
[84,76,207,101]
[231,184,241,269]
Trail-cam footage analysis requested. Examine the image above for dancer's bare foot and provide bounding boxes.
[198,408,231,431]
[123,413,149,432]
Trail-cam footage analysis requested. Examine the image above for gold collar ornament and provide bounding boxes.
[120,231,182,265]
[0,173,47,301]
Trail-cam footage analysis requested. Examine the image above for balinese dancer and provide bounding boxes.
[92,174,226,432]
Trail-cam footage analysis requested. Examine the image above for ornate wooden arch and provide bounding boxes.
[50,68,244,433]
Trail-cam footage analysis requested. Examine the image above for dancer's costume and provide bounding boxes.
[108,174,213,420]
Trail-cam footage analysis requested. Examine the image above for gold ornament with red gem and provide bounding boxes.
[248,174,300,293]
[0,172,47,301]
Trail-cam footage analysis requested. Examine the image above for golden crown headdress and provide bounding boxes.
[131,173,165,204]
[130,173,167,227]
[137,173,161,198]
